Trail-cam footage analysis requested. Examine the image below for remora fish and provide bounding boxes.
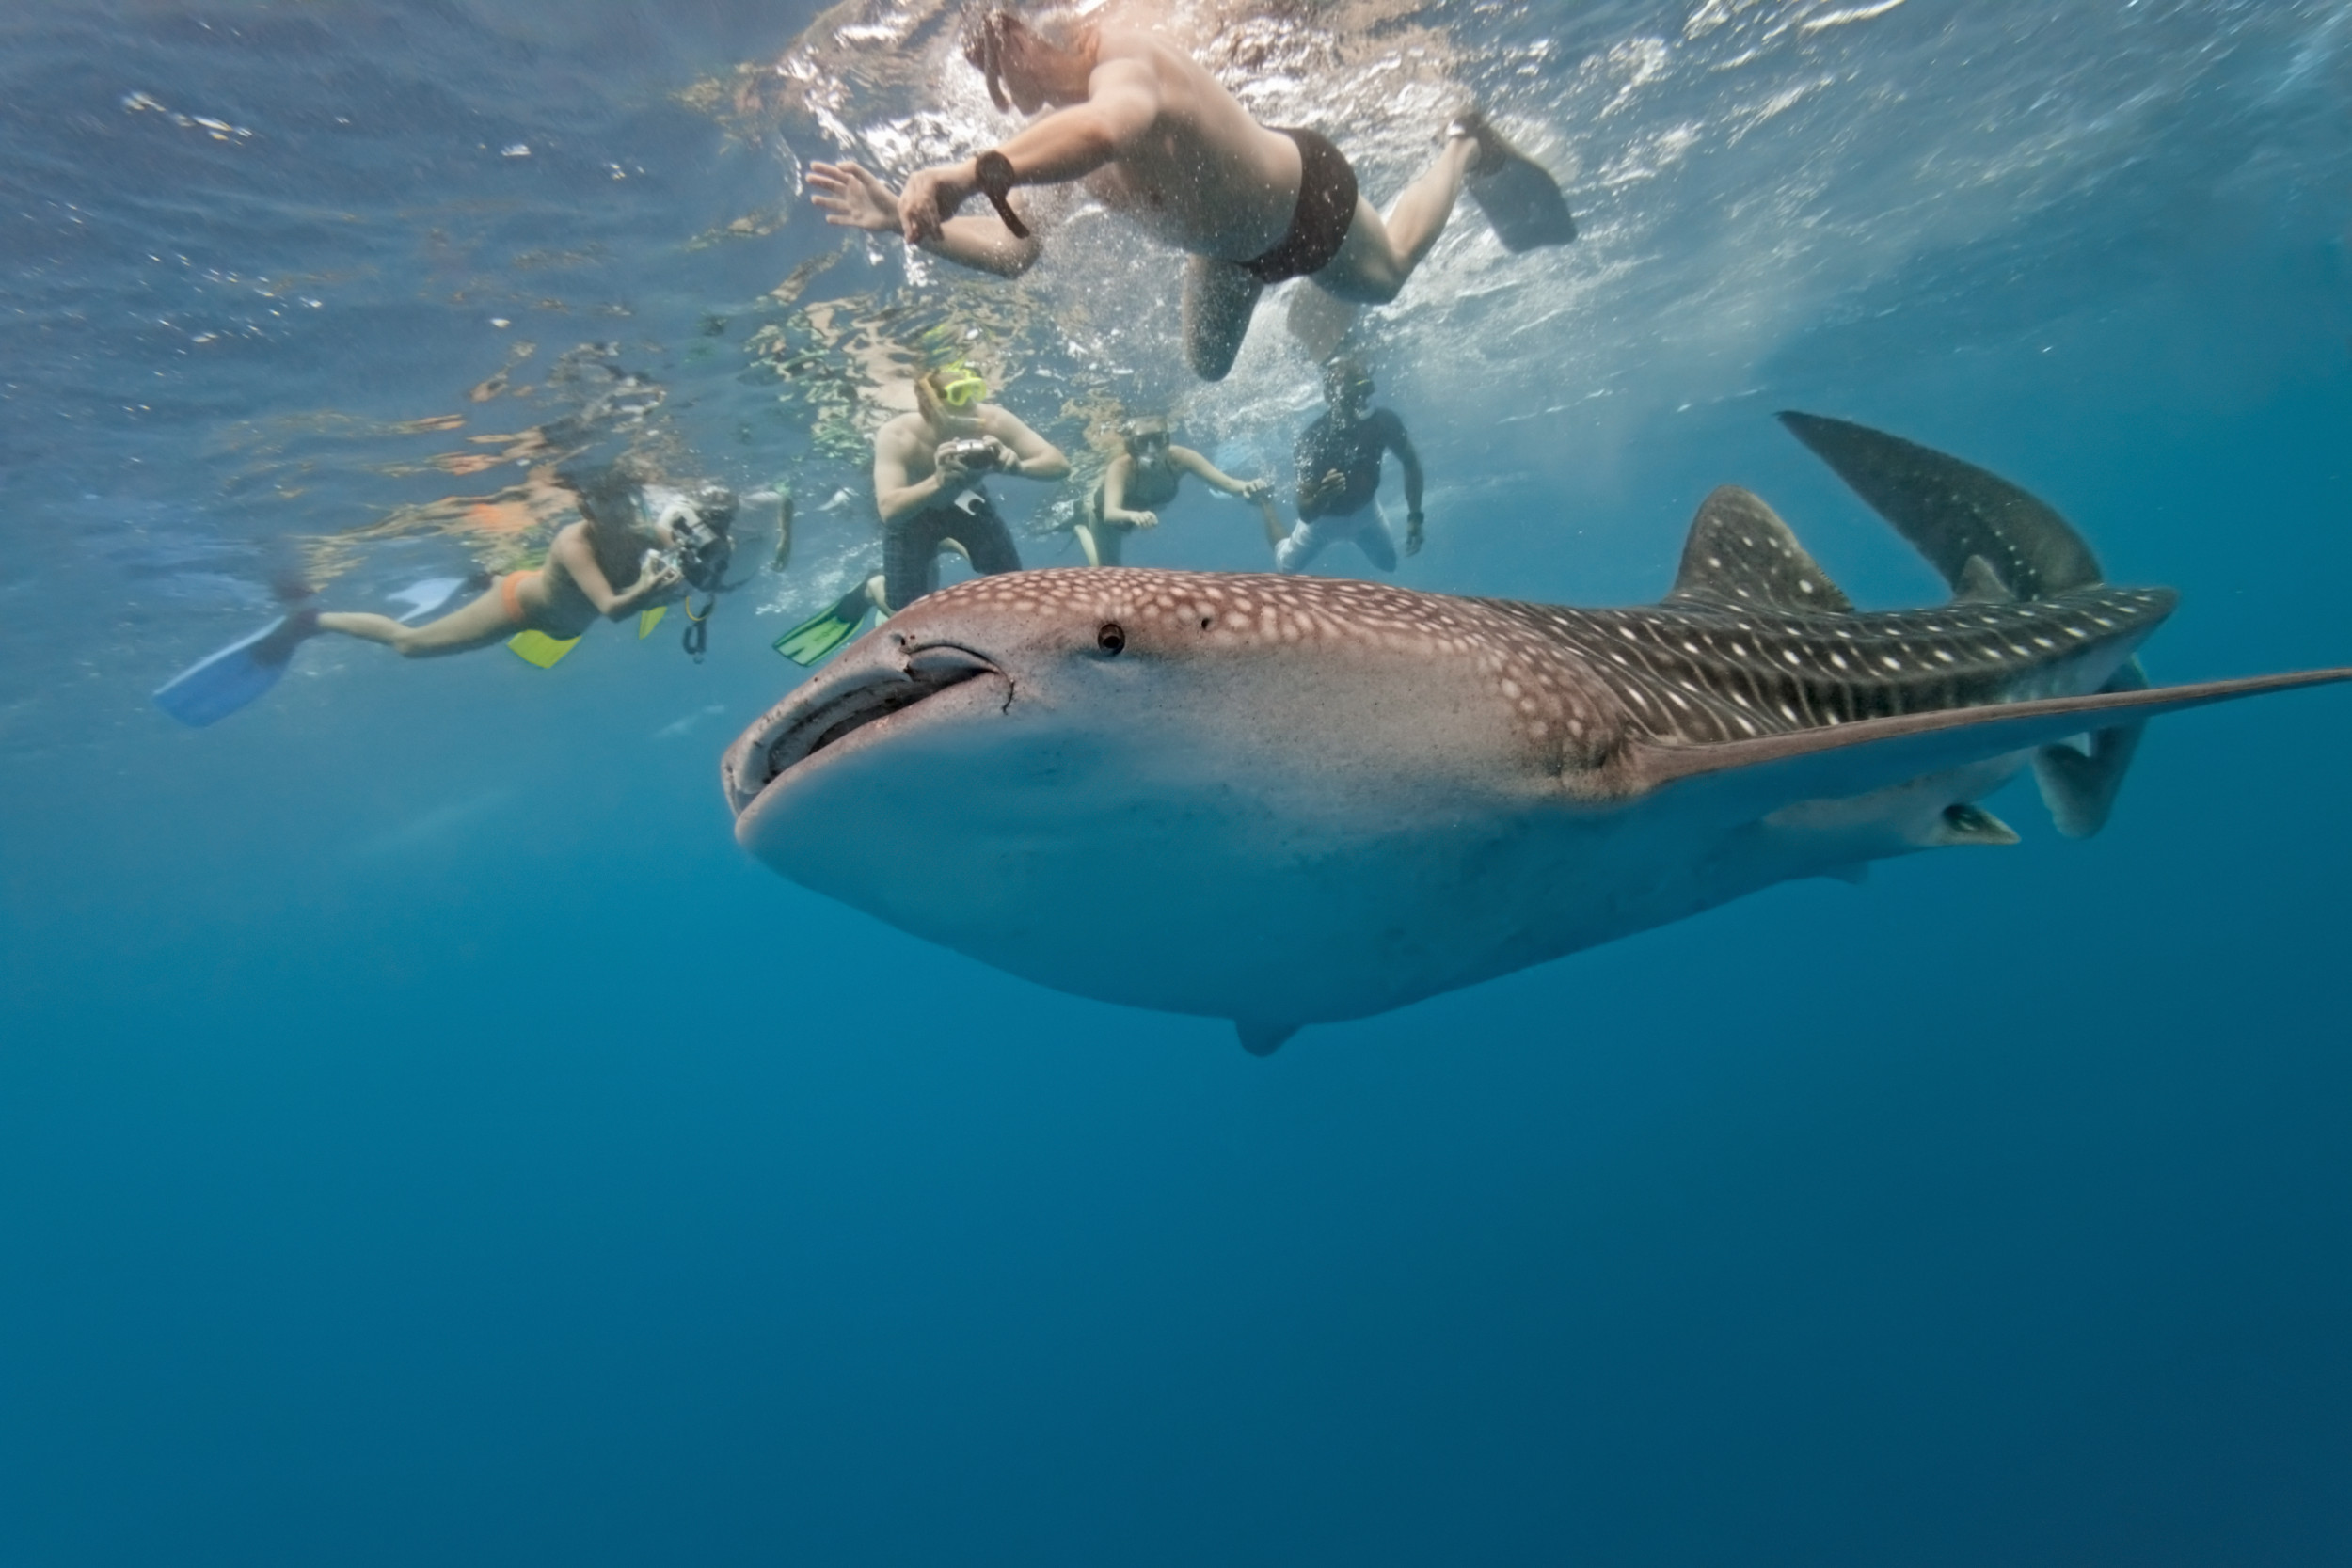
[722,415,2349,1054]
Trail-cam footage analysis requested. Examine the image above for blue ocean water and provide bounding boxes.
[5,1,2351,1561]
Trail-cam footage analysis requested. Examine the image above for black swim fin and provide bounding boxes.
[772,585,872,667]
[1453,111,1577,252]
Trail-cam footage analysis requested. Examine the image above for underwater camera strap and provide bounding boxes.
[681,593,714,662]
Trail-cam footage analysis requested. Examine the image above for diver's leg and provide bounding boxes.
[882,510,947,611]
[1355,506,1399,573]
[317,587,515,658]
[1316,135,1477,303]
[1074,521,1105,568]
[1275,518,1330,574]
[959,509,1023,576]
[1285,283,1361,363]
[1182,255,1263,382]
[1255,497,1289,550]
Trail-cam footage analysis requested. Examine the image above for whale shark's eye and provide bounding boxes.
[1097,622,1126,655]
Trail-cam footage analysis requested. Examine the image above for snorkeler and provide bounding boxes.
[1076,416,1280,567]
[1275,357,1424,576]
[154,463,733,724]
[774,365,1067,665]
[306,462,708,660]
[806,9,1575,382]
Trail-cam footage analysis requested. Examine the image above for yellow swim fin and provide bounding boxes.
[637,606,667,639]
[507,629,580,668]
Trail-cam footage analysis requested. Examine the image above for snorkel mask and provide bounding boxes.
[1124,420,1170,464]
[933,362,989,409]
[1323,358,1374,418]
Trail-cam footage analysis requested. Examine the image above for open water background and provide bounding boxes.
[4,1,2350,1561]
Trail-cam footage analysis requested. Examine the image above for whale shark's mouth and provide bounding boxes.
[723,643,1003,819]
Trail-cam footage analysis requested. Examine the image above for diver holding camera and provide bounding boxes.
[871,363,1068,613]
[306,460,735,663]
[775,363,1066,666]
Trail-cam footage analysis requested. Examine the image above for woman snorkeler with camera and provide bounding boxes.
[153,460,740,724]
[309,461,727,658]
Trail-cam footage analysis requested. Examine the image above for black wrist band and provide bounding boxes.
[974,150,1029,239]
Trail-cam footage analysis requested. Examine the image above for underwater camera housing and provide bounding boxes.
[934,436,1002,474]
[649,483,737,593]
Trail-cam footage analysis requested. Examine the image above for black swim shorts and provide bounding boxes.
[1240,128,1359,285]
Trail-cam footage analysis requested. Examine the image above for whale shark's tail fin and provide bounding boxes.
[1778,410,2151,837]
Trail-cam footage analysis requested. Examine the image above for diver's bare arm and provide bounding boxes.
[1389,423,1426,516]
[874,436,949,525]
[986,410,1071,481]
[551,527,667,619]
[810,159,1042,277]
[927,214,1044,277]
[899,69,1156,243]
[991,68,1157,183]
[1101,455,1151,525]
[1172,445,1265,497]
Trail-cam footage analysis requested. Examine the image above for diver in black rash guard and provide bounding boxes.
[1077,416,1283,566]
[1275,358,1425,575]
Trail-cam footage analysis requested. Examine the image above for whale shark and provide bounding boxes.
[722,415,2350,1053]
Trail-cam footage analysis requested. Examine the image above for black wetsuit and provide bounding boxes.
[884,484,1020,610]
[1295,407,1408,520]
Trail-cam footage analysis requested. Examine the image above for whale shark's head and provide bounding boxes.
[722,568,1612,1030]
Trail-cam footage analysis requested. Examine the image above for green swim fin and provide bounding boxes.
[772,586,872,667]
[1453,111,1577,252]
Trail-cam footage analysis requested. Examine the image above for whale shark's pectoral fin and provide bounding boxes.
[1634,667,2352,818]
[2033,658,2148,839]
[1234,1020,1297,1057]
[1930,802,2020,846]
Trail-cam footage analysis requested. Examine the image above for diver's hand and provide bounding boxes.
[808,161,902,234]
[899,161,977,245]
[932,444,976,485]
[633,550,684,603]
[1307,467,1348,505]
[1112,508,1159,530]
[1405,510,1425,557]
[1239,478,1272,500]
[981,436,1019,474]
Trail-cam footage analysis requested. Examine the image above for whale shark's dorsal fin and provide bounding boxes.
[1953,554,2014,605]
[1778,411,2103,598]
[1664,486,1853,614]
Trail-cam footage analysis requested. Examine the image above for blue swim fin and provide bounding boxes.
[153,608,319,727]
[1454,111,1577,252]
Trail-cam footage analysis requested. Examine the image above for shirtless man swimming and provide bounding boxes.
[808,8,1560,381]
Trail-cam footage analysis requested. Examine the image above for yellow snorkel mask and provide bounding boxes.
[934,362,988,408]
